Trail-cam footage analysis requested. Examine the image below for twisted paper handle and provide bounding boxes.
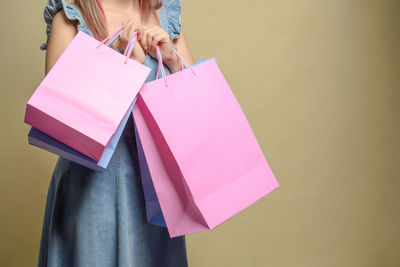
[97,24,137,64]
[155,45,196,87]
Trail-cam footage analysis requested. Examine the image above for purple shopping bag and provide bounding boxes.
[28,98,137,172]
[134,118,166,226]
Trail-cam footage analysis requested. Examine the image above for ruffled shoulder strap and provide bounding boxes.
[162,0,182,40]
[40,0,93,50]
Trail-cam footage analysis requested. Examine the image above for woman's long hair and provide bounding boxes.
[74,0,162,40]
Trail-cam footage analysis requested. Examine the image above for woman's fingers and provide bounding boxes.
[137,25,176,64]
[150,29,168,51]
[146,28,160,51]
[139,26,169,52]
[138,27,154,50]
[120,19,140,47]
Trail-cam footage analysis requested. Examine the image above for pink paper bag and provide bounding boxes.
[132,48,279,237]
[25,29,150,161]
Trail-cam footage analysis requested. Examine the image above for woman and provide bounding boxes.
[38,0,194,266]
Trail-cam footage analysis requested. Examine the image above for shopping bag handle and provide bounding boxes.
[155,45,196,87]
[123,32,138,64]
[96,24,137,64]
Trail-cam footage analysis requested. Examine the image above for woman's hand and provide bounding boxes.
[138,25,182,73]
[118,19,146,64]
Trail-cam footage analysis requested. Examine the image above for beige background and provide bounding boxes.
[1,0,399,266]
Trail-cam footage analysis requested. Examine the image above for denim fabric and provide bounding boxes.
[38,1,188,266]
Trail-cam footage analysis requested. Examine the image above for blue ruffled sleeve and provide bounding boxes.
[41,0,62,50]
[40,0,93,50]
[163,0,182,40]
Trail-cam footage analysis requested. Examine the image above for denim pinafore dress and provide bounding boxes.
[38,1,188,266]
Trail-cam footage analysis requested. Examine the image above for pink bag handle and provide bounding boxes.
[123,32,138,64]
[97,24,125,48]
[96,24,137,64]
[155,46,168,86]
[155,45,196,87]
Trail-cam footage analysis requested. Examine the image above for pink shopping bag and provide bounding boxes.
[134,58,207,227]
[24,25,150,161]
[132,47,279,237]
